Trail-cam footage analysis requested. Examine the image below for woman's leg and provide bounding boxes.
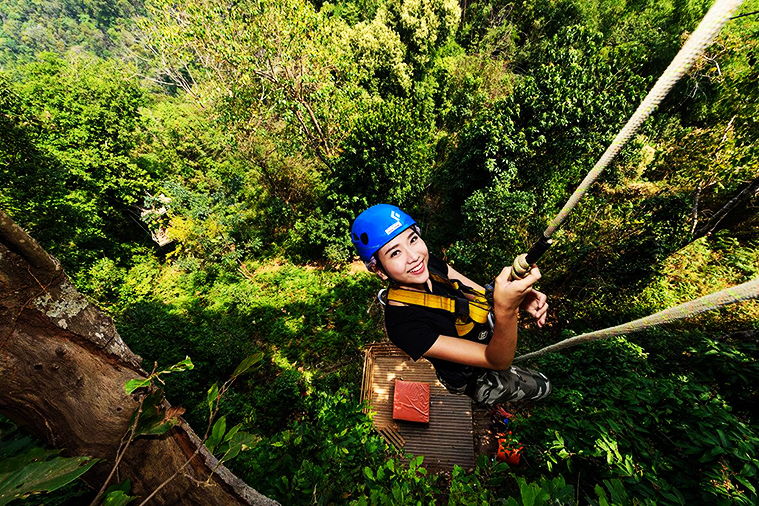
[472,366,552,406]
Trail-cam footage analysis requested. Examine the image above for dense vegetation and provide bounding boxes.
[1,0,758,503]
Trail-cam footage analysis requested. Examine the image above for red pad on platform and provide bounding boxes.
[392,380,430,423]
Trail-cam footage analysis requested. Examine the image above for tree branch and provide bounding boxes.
[693,175,759,240]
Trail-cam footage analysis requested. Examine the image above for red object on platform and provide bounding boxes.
[392,380,430,423]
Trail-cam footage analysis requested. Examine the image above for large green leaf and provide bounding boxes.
[232,352,264,379]
[0,454,98,506]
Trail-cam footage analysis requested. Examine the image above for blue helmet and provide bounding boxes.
[351,204,416,262]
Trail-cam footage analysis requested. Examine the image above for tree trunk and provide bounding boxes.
[0,209,277,505]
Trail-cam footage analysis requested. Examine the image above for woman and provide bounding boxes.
[351,204,552,406]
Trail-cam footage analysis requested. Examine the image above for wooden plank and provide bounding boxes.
[362,343,476,471]
[377,426,406,450]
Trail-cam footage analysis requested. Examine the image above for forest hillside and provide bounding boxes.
[1,0,758,503]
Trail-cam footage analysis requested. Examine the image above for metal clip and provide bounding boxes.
[377,288,387,306]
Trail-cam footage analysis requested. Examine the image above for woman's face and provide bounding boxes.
[377,228,430,287]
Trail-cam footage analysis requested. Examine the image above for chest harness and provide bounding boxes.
[379,269,493,337]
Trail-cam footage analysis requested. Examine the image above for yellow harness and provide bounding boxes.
[384,272,492,337]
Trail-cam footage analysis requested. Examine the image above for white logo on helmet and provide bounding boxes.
[385,210,402,235]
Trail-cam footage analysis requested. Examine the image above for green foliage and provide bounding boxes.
[436,24,650,279]
[354,454,438,505]
[445,184,536,279]
[1,52,155,275]
[319,0,382,26]
[526,335,759,505]
[237,391,388,505]
[504,475,576,506]
[446,457,641,505]
[91,255,383,435]
[446,456,510,504]
[102,479,137,505]
[125,356,194,395]
[141,0,358,161]
[3,0,759,503]
[0,417,98,506]
[375,0,460,70]
[0,0,144,63]
[156,180,249,266]
[347,17,413,96]
[420,45,503,133]
[12,53,150,204]
[331,95,435,215]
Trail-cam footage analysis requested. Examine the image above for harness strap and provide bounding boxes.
[384,269,492,336]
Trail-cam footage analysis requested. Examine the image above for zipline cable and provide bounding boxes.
[514,276,759,362]
[509,0,745,278]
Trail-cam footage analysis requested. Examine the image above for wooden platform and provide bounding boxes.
[361,342,475,470]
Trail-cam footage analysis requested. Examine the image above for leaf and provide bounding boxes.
[232,352,264,378]
[734,474,756,494]
[102,490,138,506]
[137,421,177,437]
[363,467,374,481]
[231,432,257,452]
[206,417,227,453]
[716,429,730,448]
[222,424,240,444]
[131,389,177,437]
[165,356,194,374]
[0,436,36,460]
[213,417,227,444]
[0,448,62,474]
[103,480,137,506]
[124,378,151,395]
[221,444,242,462]
[206,383,219,413]
[0,455,98,506]
[104,478,132,494]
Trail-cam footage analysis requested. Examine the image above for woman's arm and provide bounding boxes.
[423,265,542,370]
[449,261,549,328]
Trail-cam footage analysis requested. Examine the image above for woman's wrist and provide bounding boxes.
[494,306,519,321]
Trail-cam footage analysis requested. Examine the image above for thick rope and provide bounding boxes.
[543,0,744,239]
[514,276,759,362]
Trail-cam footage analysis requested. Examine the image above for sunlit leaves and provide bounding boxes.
[124,357,194,395]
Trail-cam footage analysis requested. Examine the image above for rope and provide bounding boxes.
[514,276,759,362]
[543,0,744,239]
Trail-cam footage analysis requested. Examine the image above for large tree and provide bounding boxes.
[0,209,276,505]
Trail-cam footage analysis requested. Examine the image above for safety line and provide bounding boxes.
[514,276,759,362]
[543,0,745,239]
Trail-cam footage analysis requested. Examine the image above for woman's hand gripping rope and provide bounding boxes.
[493,265,548,328]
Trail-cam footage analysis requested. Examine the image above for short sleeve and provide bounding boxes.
[427,254,449,277]
[384,305,441,360]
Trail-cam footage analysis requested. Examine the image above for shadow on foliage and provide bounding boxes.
[116,271,383,437]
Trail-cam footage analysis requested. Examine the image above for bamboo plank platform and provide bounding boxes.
[361,342,475,471]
